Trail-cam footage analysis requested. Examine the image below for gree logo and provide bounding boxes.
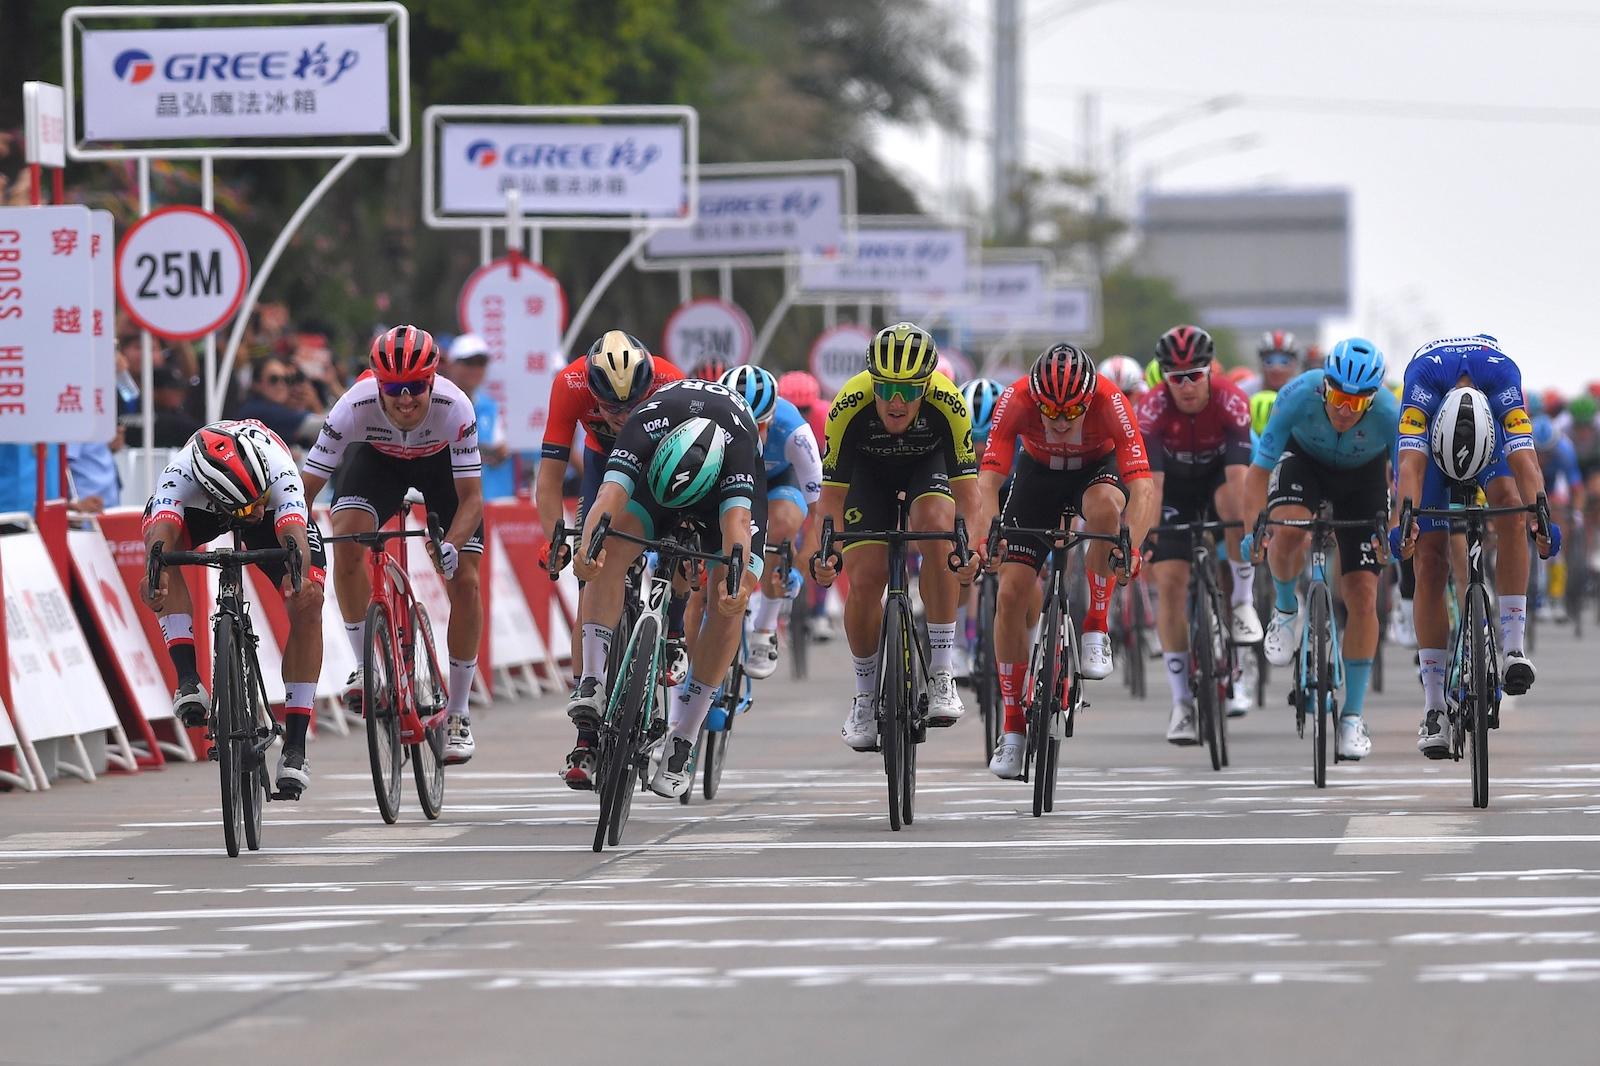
[114,49,156,83]
[465,140,498,168]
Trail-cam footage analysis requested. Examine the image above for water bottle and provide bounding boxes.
[116,368,140,408]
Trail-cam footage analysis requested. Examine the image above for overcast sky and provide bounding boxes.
[879,0,1600,391]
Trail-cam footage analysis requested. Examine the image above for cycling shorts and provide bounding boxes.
[842,451,952,550]
[1266,448,1388,574]
[1000,451,1124,571]
[1150,464,1229,564]
[164,506,328,588]
[330,443,484,554]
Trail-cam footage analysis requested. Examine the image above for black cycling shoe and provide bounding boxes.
[1502,651,1535,697]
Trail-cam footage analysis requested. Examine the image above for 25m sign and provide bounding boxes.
[115,206,250,341]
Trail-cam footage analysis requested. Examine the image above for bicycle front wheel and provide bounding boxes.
[880,599,909,832]
[1468,587,1491,809]
[241,644,270,852]
[411,603,445,819]
[595,614,658,852]
[976,576,1001,760]
[788,590,809,680]
[1193,589,1224,772]
[363,601,403,824]
[212,619,243,858]
[1309,584,1332,789]
[1031,597,1062,817]
[899,616,920,828]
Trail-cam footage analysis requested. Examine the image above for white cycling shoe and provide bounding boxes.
[443,715,475,764]
[1263,609,1299,668]
[1080,631,1113,680]
[1231,601,1264,644]
[841,693,878,751]
[648,735,696,799]
[989,732,1026,779]
[1337,715,1372,760]
[1166,700,1199,745]
[927,670,965,726]
[744,629,780,680]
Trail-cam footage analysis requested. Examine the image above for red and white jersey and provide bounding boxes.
[144,419,308,534]
[304,374,482,480]
[981,374,1152,480]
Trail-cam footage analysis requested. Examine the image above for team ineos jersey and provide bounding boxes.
[304,374,482,480]
[144,419,308,534]
[604,379,765,514]
[1134,377,1252,478]
[821,370,977,486]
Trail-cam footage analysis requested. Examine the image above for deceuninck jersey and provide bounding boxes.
[1397,335,1532,460]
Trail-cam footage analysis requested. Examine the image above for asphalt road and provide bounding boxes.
[5,620,1600,1066]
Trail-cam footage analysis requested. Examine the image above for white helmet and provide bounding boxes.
[1430,386,1498,482]
[1099,354,1147,395]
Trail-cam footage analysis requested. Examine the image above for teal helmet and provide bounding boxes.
[647,417,725,507]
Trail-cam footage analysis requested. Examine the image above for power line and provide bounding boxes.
[1117,0,1600,26]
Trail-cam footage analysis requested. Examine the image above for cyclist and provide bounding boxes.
[1098,355,1148,399]
[142,420,324,796]
[1391,335,1558,758]
[568,378,765,798]
[1532,414,1585,621]
[1569,392,1600,542]
[955,377,1006,678]
[778,369,835,642]
[1258,330,1301,393]
[300,325,483,765]
[1243,338,1398,760]
[809,322,984,751]
[689,356,731,382]
[1136,325,1262,745]
[719,364,822,679]
[978,345,1157,778]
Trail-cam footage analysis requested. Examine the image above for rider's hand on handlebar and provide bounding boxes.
[713,564,756,618]
[809,551,839,589]
[429,540,460,580]
[141,567,169,611]
[573,543,605,582]
[1532,514,1561,559]
[951,540,983,586]
[1390,523,1415,561]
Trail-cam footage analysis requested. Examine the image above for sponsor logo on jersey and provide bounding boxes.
[320,422,343,441]
[457,420,477,441]
[642,417,670,434]
[1399,406,1428,436]
[1497,386,1523,409]
[1503,407,1532,436]
[829,391,864,419]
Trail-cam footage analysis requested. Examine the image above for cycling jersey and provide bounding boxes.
[1538,437,1582,494]
[981,373,1151,482]
[304,374,481,480]
[1253,369,1399,472]
[763,397,823,505]
[145,419,307,535]
[1134,377,1252,478]
[1397,335,1532,460]
[821,370,977,487]
[541,355,684,463]
[604,379,766,520]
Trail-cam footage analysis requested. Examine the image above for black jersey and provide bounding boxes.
[604,379,766,515]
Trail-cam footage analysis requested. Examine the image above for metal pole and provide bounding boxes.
[991,0,1022,240]
[677,268,691,305]
[718,263,733,304]
[750,283,798,366]
[201,156,219,421]
[562,225,663,355]
[857,301,871,325]
[526,225,542,263]
[504,188,523,256]
[479,226,492,266]
[214,153,358,419]
[823,300,837,330]
[139,158,156,499]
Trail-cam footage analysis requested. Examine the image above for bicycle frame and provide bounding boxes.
[1151,518,1239,770]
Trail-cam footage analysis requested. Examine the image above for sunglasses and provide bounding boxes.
[229,499,265,520]
[380,378,433,398]
[260,374,288,386]
[1037,398,1088,421]
[1260,353,1297,368]
[597,399,636,418]
[872,379,927,404]
[1163,368,1208,385]
[1325,383,1377,414]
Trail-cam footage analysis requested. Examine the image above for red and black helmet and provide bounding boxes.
[370,325,441,384]
[1155,325,1215,372]
[1029,343,1097,411]
[189,423,270,514]
[691,357,731,382]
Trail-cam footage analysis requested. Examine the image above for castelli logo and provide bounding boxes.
[114,49,156,83]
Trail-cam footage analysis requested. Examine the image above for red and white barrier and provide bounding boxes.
[486,524,557,696]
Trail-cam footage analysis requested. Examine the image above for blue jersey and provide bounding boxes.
[763,398,807,478]
[1539,437,1582,491]
[1397,335,1533,459]
[1252,369,1399,471]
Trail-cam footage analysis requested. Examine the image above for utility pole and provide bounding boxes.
[991,0,1022,241]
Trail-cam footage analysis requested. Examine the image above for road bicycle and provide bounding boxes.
[1150,518,1241,771]
[323,513,448,824]
[1113,570,1154,700]
[970,567,1001,760]
[1400,491,1551,809]
[1253,507,1387,788]
[582,513,744,851]
[986,513,1129,816]
[814,494,970,832]
[148,535,302,857]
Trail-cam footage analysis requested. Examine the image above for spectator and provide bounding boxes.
[125,364,204,448]
[0,444,62,515]
[291,330,342,409]
[236,356,320,448]
[66,429,123,512]
[443,333,514,498]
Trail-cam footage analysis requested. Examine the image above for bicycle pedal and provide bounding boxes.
[271,786,303,801]
[206,748,218,762]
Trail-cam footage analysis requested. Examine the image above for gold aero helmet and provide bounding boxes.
[868,322,939,385]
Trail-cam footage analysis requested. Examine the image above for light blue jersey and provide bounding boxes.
[1252,368,1400,471]
[763,398,808,479]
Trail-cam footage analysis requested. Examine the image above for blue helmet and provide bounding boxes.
[719,364,777,422]
[1531,414,1557,451]
[1325,337,1386,393]
[961,378,1005,440]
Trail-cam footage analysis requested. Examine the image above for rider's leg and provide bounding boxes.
[843,543,889,697]
[1265,503,1312,612]
[1486,474,1530,655]
[145,518,199,684]
[1080,481,1124,634]
[278,562,324,748]
[911,491,960,672]
[1339,568,1379,717]
[995,559,1042,735]
[330,505,377,659]
[443,553,482,717]
[751,496,804,632]
[675,563,759,743]
[576,509,647,684]
[1214,472,1256,607]
[1153,558,1192,702]
[1413,529,1451,714]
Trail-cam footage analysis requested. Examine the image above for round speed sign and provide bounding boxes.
[115,206,250,341]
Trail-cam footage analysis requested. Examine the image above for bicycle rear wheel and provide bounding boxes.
[1468,587,1491,809]
[1309,584,1332,789]
[1127,590,1148,700]
[363,601,403,824]
[212,619,243,858]
[788,589,809,679]
[703,708,732,801]
[1031,594,1062,817]
[880,599,909,832]
[594,615,658,852]
[411,604,446,820]
[976,575,1001,760]
[241,645,269,852]
[1193,589,1224,772]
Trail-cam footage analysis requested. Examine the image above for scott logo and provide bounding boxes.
[114,49,155,83]
[465,140,498,168]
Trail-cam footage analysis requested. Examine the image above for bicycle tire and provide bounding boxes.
[977,575,1001,760]
[363,601,403,824]
[1194,584,1223,772]
[900,613,920,827]
[1128,594,1148,700]
[704,719,730,800]
[213,618,243,858]
[1031,590,1062,817]
[788,590,809,680]
[411,603,446,819]
[1310,583,1331,789]
[1468,586,1491,809]
[241,644,269,852]
[594,614,658,852]
[880,598,908,832]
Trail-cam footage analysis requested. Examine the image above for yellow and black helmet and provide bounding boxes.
[867,321,939,384]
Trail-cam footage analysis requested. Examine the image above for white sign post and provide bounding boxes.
[809,324,874,395]
[115,206,250,341]
[457,254,567,452]
[22,82,67,169]
[661,298,754,369]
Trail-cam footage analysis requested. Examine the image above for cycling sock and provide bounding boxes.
[580,624,613,681]
[927,621,957,672]
[159,614,199,684]
[852,654,878,696]
[750,591,783,632]
[669,677,715,741]
[997,661,1026,734]
[282,710,310,749]
[1085,573,1112,632]
[1418,648,1447,711]
[344,620,366,663]
[1273,576,1298,615]
[1164,651,1190,704]
[1341,658,1373,718]
[1499,594,1527,655]
[447,657,477,717]
[1228,560,1256,606]
[666,592,688,638]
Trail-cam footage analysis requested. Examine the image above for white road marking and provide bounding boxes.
[1338,814,1476,854]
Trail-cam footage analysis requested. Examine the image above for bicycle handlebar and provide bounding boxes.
[546,518,582,580]
[1399,492,1552,558]
[149,537,303,596]
[322,510,444,552]
[585,512,746,596]
[1148,519,1241,536]
[810,515,971,578]
[1251,509,1390,565]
